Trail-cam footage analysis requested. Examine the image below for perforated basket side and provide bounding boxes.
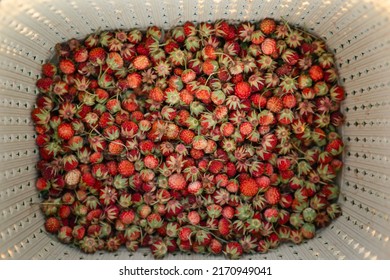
[1,0,389,260]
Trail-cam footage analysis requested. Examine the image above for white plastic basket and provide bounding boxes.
[0,0,389,260]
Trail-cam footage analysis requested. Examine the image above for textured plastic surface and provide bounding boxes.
[0,0,389,260]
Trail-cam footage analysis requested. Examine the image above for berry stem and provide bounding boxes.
[191,224,228,244]
[214,52,235,65]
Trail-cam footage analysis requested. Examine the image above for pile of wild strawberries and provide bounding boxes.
[32,18,344,259]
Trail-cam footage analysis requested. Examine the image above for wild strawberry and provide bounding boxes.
[58,205,71,219]
[149,87,165,102]
[181,68,196,84]
[282,93,297,108]
[239,122,253,136]
[208,160,224,174]
[179,129,195,145]
[218,217,231,236]
[59,59,75,74]
[168,173,187,190]
[147,213,163,229]
[330,85,345,102]
[209,239,223,254]
[309,65,324,81]
[240,178,259,197]
[264,186,281,205]
[133,55,150,70]
[190,136,206,151]
[224,241,243,259]
[259,18,276,35]
[35,177,50,191]
[65,169,81,187]
[150,239,168,259]
[234,81,251,99]
[63,154,79,171]
[108,139,125,155]
[187,211,201,225]
[73,47,89,63]
[187,181,202,195]
[41,62,57,77]
[220,122,235,137]
[325,138,344,156]
[261,38,277,55]
[45,217,61,233]
[31,107,50,125]
[266,96,283,113]
[144,154,159,169]
[118,160,135,177]
[57,226,73,244]
[139,140,155,155]
[121,120,139,138]
[264,207,279,223]
[195,86,212,104]
[178,226,193,242]
[125,73,142,89]
[183,21,196,37]
[89,47,106,65]
[106,52,124,69]
[57,123,74,140]
[276,157,291,171]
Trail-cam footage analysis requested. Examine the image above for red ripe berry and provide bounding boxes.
[240,178,259,197]
[58,205,71,219]
[251,93,267,108]
[59,59,75,74]
[36,177,49,191]
[261,38,277,55]
[144,154,159,169]
[187,181,202,194]
[239,122,253,136]
[119,210,135,225]
[36,77,53,93]
[118,160,135,177]
[234,81,251,99]
[139,140,155,155]
[41,62,57,77]
[108,139,125,155]
[325,138,344,156]
[126,72,142,89]
[179,129,195,145]
[45,217,61,233]
[266,96,283,113]
[203,45,217,60]
[208,160,224,174]
[218,218,231,236]
[89,47,106,65]
[178,226,193,241]
[183,21,196,37]
[257,175,271,191]
[133,55,150,70]
[149,87,165,102]
[187,211,201,225]
[309,65,324,81]
[209,239,223,254]
[168,173,187,190]
[220,122,235,137]
[74,47,89,63]
[57,123,74,140]
[222,206,235,219]
[224,241,243,259]
[264,186,281,205]
[260,18,276,35]
[282,93,297,108]
[277,157,291,171]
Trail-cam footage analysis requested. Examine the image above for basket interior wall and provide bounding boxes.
[0,0,389,260]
